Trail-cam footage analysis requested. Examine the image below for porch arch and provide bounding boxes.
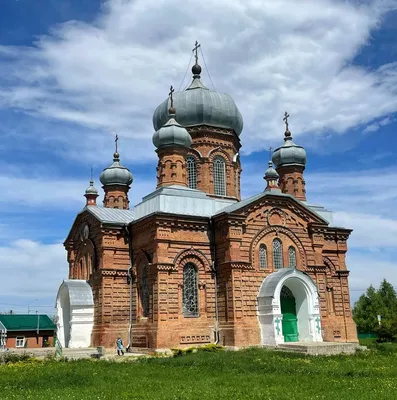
[257,268,322,345]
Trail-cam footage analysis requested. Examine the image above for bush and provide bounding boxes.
[0,351,34,364]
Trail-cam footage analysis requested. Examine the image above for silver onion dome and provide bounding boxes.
[153,64,243,136]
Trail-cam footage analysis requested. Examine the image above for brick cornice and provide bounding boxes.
[101,269,128,277]
[219,261,254,271]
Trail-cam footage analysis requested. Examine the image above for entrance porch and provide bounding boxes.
[257,268,323,346]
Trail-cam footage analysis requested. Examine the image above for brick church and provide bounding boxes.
[56,45,357,350]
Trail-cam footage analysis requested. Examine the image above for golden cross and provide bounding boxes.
[115,134,119,153]
[169,85,175,108]
[192,41,201,64]
[283,111,290,131]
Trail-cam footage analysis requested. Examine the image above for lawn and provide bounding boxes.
[1,345,397,400]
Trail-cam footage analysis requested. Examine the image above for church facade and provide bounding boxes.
[57,50,357,350]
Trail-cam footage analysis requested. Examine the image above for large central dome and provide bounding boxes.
[153,65,243,136]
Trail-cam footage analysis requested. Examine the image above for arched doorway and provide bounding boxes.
[257,268,322,346]
[280,286,298,342]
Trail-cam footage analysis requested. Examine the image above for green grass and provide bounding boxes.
[1,346,397,399]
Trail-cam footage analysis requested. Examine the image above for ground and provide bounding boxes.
[0,344,396,399]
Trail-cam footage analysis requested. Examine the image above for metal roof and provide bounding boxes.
[133,185,236,220]
[215,191,331,225]
[153,76,243,136]
[0,321,6,333]
[57,280,94,307]
[85,206,135,224]
[0,314,56,332]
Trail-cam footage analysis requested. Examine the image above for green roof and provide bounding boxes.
[0,314,56,332]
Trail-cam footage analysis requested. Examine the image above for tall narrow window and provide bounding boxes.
[140,265,150,317]
[183,263,199,317]
[259,244,267,269]
[213,156,226,196]
[273,239,283,270]
[186,156,197,189]
[288,246,296,268]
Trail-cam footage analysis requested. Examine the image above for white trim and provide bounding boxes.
[257,268,323,345]
[16,336,25,348]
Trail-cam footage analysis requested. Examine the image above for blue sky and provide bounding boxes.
[1,0,397,315]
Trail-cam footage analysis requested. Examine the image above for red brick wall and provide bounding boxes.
[5,331,55,349]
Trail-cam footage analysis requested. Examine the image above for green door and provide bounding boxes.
[281,286,299,342]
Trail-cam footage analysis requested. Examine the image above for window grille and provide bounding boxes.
[213,156,226,196]
[259,244,267,269]
[186,156,197,189]
[183,263,199,317]
[16,337,25,348]
[140,265,150,317]
[288,246,297,268]
[280,286,294,298]
[273,239,283,269]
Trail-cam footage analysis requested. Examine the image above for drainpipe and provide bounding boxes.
[209,218,220,345]
[123,224,134,351]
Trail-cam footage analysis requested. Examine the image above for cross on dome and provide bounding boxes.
[283,111,291,137]
[169,85,175,114]
[192,41,201,65]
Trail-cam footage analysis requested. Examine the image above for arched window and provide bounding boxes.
[288,246,296,268]
[213,156,226,196]
[273,239,283,270]
[259,244,267,269]
[183,263,199,317]
[186,156,197,189]
[140,265,150,317]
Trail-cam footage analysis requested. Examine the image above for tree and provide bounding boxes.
[353,279,397,342]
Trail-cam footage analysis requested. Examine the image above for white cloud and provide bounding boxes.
[0,240,66,304]
[0,0,397,161]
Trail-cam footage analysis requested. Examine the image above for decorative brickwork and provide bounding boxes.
[156,147,188,188]
[187,126,242,200]
[277,165,306,201]
[103,185,130,209]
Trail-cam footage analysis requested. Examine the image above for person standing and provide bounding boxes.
[116,337,124,356]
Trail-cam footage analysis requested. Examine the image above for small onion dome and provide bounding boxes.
[272,130,306,169]
[264,161,279,180]
[100,152,133,187]
[85,180,98,195]
[153,64,243,136]
[152,111,192,149]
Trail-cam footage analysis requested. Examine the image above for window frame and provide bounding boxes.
[213,156,226,196]
[186,156,197,189]
[182,263,199,318]
[288,246,297,268]
[140,265,150,318]
[259,244,267,269]
[273,238,283,270]
[16,336,25,348]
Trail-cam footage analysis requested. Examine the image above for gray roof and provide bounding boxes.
[272,135,306,168]
[0,320,6,333]
[57,280,94,307]
[85,206,135,225]
[153,115,192,149]
[215,191,331,225]
[153,75,243,136]
[133,185,236,220]
[99,153,133,187]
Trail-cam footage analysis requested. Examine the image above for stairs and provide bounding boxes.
[276,342,359,355]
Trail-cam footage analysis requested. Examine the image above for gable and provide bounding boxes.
[217,192,329,226]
